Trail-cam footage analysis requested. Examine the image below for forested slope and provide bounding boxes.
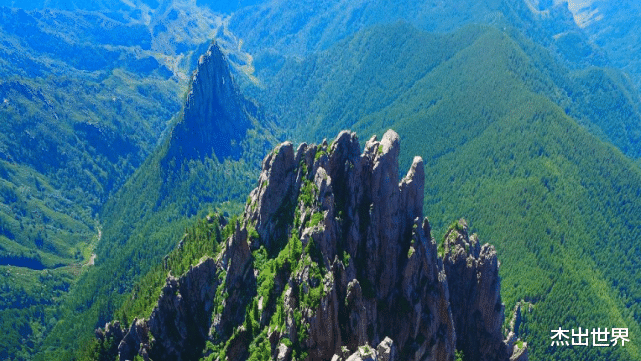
[245,23,641,360]
[4,1,641,360]
[37,43,276,360]
[0,3,232,358]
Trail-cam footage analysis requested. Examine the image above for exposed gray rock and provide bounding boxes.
[505,302,529,361]
[277,342,293,361]
[337,338,398,361]
[95,320,124,344]
[112,257,222,361]
[118,318,151,361]
[147,257,221,361]
[241,129,456,360]
[164,41,258,165]
[306,267,342,359]
[208,221,256,359]
[443,219,513,361]
[509,342,528,361]
[376,337,398,361]
[243,141,298,251]
[103,129,518,361]
[505,302,523,350]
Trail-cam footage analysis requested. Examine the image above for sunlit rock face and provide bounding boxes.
[103,130,526,361]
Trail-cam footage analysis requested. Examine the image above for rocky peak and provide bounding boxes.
[163,42,256,166]
[239,129,457,359]
[99,129,526,361]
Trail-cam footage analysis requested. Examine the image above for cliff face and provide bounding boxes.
[102,130,526,361]
[443,220,509,361]
[164,42,257,166]
[242,130,456,359]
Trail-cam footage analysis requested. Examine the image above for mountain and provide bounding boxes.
[36,41,275,360]
[227,0,608,72]
[89,129,528,361]
[164,43,257,165]
[0,0,168,11]
[252,20,641,159]
[0,3,224,263]
[195,0,264,14]
[0,3,238,359]
[4,0,641,360]
[227,22,641,360]
[0,6,181,269]
[572,0,641,91]
[0,0,265,14]
[229,0,641,161]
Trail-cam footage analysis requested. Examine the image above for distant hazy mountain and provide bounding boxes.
[0,0,265,13]
[196,0,264,13]
[576,1,641,90]
[0,0,154,11]
[229,0,604,66]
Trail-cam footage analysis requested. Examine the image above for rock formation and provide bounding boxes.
[163,41,258,166]
[115,258,222,361]
[443,219,509,361]
[241,130,457,359]
[99,129,527,361]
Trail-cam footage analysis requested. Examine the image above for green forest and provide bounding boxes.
[246,22,641,360]
[3,0,641,360]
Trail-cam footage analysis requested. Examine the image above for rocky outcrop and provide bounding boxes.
[332,337,398,361]
[101,129,526,361]
[112,257,224,361]
[505,302,529,361]
[510,344,528,361]
[244,140,298,250]
[242,130,456,360]
[210,220,256,347]
[146,257,221,361]
[443,219,516,361]
[118,318,152,361]
[163,41,258,166]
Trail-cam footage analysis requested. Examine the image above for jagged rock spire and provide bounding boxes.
[244,129,456,359]
[164,42,256,166]
[101,129,527,361]
[443,219,510,361]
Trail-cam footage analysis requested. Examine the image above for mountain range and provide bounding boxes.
[0,2,232,358]
[229,15,641,361]
[2,0,641,360]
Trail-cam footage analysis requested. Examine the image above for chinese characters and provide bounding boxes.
[551,327,629,347]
